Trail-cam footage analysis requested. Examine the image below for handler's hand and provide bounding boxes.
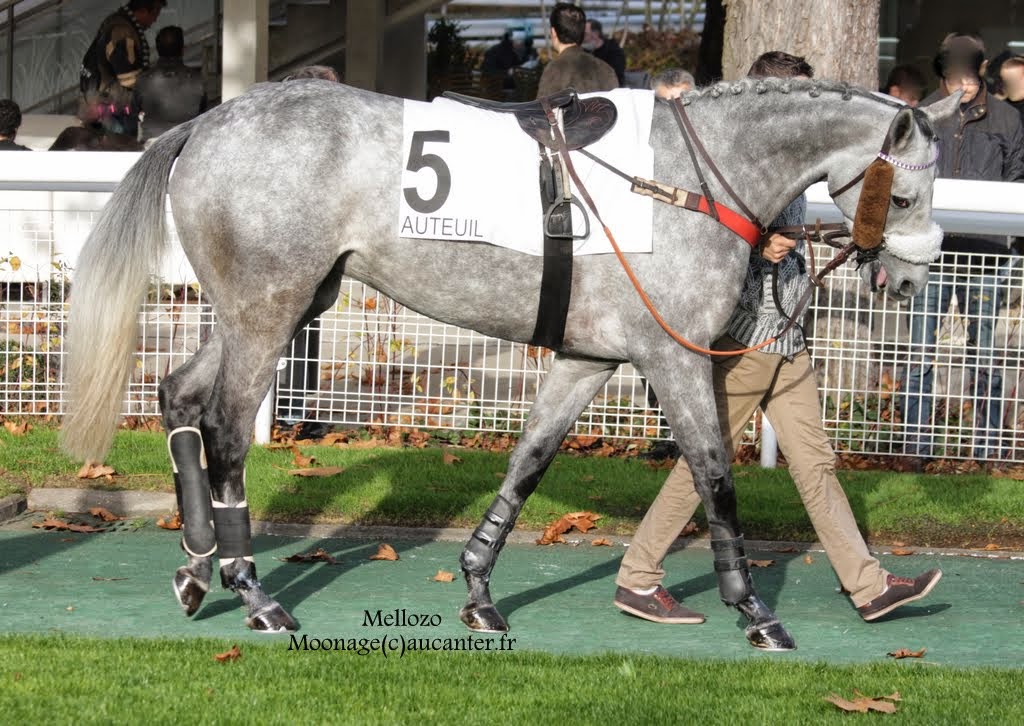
[761,233,796,264]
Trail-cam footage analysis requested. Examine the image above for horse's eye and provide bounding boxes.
[891,196,911,209]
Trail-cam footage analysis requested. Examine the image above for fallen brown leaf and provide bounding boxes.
[592,538,612,547]
[214,645,242,662]
[320,432,351,446]
[287,466,346,478]
[406,430,430,448]
[442,451,462,466]
[432,569,455,582]
[887,648,926,659]
[890,548,915,556]
[290,446,317,469]
[88,507,123,522]
[66,522,107,533]
[982,543,1007,551]
[824,693,897,714]
[748,559,776,568]
[282,548,338,565]
[343,437,385,449]
[645,458,675,470]
[156,511,182,530]
[76,462,116,480]
[369,543,399,561]
[803,554,814,564]
[536,511,602,545]
[31,518,106,533]
[3,420,30,436]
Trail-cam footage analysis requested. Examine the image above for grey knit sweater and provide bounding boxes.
[725,195,809,357]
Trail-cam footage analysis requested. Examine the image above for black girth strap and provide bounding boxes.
[530,149,573,349]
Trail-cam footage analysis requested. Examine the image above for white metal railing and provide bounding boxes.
[2,150,1024,463]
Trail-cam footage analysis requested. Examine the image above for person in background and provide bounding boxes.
[134,25,207,140]
[80,0,166,136]
[536,3,617,98]
[900,33,1024,467]
[986,50,1024,125]
[48,125,143,151]
[650,68,695,100]
[0,99,31,150]
[584,19,626,87]
[882,64,927,106]
[614,50,942,628]
[481,29,526,90]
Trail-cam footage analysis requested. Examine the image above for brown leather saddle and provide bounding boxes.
[443,88,618,150]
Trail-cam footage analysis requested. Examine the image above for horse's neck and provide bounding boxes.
[680,93,889,225]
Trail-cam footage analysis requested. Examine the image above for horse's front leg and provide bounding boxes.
[644,359,796,651]
[460,355,617,632]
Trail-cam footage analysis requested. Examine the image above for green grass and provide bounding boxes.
[2,426,1023,546]
[0,635,1017,724]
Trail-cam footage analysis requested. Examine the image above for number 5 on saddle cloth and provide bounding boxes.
[445,90,619,348]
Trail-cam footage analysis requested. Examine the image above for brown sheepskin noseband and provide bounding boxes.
[851,157,893,250]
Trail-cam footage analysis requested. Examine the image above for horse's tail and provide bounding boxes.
[60,121,195,463]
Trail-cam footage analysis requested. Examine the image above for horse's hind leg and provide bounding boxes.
[199,328,298,632]
[159,332,223,617]
[460,355,617,632]
[642,360,795,651]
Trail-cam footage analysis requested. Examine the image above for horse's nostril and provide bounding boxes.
[899,279,916,297]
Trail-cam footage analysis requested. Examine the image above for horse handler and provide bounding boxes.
[614,50,943,629]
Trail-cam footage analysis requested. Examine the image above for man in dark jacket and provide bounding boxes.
[80,0,166,136]
[584,19,625,86]
[901,33,1024,465]
[0,99,31,150]
[536,3,617,98]
[134,25,207,139]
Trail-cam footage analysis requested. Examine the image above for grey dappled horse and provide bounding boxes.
[60,78,957,649]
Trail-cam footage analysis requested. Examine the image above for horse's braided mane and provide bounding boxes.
[676,77,935,137]
[678,77,897,106]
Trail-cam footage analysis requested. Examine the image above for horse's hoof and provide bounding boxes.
[246,603,298,633]
[745,620,796,652]
[459,602,509,633]
[173,567,209,617]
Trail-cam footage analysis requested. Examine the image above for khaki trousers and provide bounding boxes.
[617,336,887,607]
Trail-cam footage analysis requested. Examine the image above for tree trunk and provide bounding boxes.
[721,0,879,88]
[696,0,726,85]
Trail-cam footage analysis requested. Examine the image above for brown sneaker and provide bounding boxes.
[613,585,705,624]
[857,569,942,622]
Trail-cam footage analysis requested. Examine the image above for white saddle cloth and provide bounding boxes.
[398,88,655,255]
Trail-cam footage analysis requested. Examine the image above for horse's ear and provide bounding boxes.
[920,90,961,126]
[889,107,917,152]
